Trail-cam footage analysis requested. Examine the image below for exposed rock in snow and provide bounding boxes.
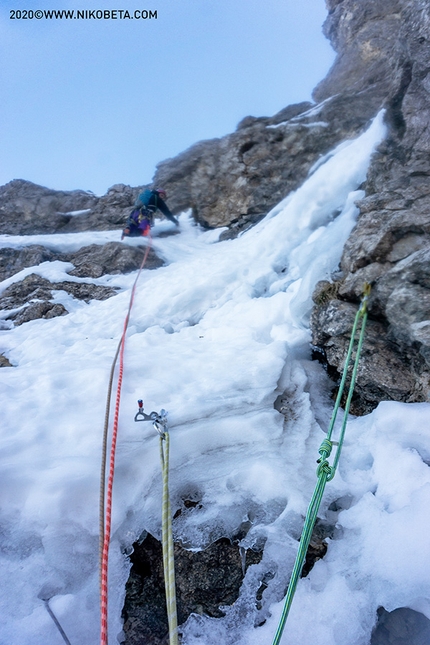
[0,179,98,234]
[371,606,430,645]
[0,273,118,326]
[0,244,55,281]
[62,242,164,278]
[122,532,263,645]
[0,243,164,324]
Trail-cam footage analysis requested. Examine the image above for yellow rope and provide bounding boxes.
[160,430,179,645]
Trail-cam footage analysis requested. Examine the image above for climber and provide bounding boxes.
[122,188,179,238]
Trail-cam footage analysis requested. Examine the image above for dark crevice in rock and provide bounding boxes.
[385,61,413,139]
[255,571,275,613]
[300,519,333,578]
[239,141,257,157]
[121,532,263,645]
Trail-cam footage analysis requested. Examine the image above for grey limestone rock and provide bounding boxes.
[10,301,69,326]
[311,296,418,414]
[60,183,145,232]
[0,245,55,282]
[0,179,98,234]
[309,0,430,413]
[371,607,430,645]
[122,532,262,645]
[0,243,163,284]
[152,99,378,232]
[63,242,164,277]
[0,274,118,326]
[0,242,164,325]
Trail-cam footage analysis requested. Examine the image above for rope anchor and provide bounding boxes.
[134,400,168,436]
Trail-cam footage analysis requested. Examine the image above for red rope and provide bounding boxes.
[100,237,152,645]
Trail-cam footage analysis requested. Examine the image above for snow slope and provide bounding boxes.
[1,111,430,645]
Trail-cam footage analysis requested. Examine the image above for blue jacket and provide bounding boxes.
[135,190,178,225]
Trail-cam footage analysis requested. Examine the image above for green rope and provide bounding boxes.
[159,430,179,645]
[272,284,370,645]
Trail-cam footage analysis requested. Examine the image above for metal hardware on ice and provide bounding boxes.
[134,400,168,436]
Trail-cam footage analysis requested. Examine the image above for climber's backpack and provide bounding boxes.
[136,189,156,210]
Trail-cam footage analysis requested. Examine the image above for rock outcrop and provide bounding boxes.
[0,273,118,327]
[371,607,430,645]
[0,242,163,329]
[0,242,163,283]
[61,184,148,232]
[310,0,430,412]
[152,95,380,234]
[0,181,166,329]
[0,179,98,235]
[122,533,262,645]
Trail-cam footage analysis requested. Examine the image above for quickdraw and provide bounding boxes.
[134,400,178,645]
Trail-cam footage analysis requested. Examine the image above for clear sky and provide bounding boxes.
[0,0,335,195]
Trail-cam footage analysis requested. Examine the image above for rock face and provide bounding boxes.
[152,97,379,234]
[0,180,153,234]
[0,179,98,234]
[122,533,263,645]
[310,0,430,413]
[0,273,118,327]
[0,242,163,330]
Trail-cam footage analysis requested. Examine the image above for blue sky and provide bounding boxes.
[0,0,335,195]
